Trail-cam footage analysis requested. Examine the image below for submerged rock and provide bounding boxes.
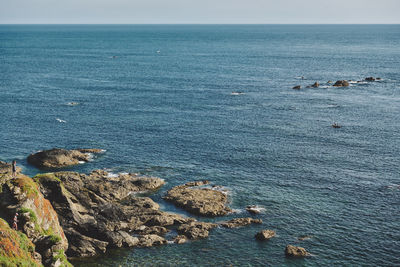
[365,77,376,81]
[27,148,104,169]
[220,217,262,228]
[255,229,276,241]
[297,235,313,241]
[333,80,350,87]
[164,181,231,217]
[285,245,309,257]
[292,85,301,90]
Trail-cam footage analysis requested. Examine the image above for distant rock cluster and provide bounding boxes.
[292,76,381,90]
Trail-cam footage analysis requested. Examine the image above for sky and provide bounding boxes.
[0,0,399,24]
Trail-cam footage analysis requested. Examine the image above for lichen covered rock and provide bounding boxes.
[0,218,40,267]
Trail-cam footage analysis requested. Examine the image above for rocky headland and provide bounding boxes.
[0,148,311,265]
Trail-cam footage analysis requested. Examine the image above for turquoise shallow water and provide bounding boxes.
[1,24,400,266]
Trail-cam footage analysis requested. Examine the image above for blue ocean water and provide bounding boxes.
[0,24,399,266]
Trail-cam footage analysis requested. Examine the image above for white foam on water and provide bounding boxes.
[78,161,85,164]
[231,209,245,214]
[56,118,66,123]
[246,205,266,213]
[107,172,119,178]
[87,153,94,161]
[167,241,174,244]
[231,92,245,96]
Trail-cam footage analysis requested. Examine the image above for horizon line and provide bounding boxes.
[1,23,399,25]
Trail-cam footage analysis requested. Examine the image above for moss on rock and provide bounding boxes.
[0,218,41,267]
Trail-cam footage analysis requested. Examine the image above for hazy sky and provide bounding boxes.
[0,0,399,24]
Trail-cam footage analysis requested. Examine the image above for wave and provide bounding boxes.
[56,118,66,123]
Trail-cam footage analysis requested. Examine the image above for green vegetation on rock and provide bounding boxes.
[0,218,41,267]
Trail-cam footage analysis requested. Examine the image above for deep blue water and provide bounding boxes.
[1,25,400,266]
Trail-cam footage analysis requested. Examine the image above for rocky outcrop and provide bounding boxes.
[365,77,376,81]
[292,85,301,90]
[177,221,218,239]
[27,148,104,169]
[255,229,276,241]
[285,245,310,257]
[0,174,70,266]
[34,171,190,257]
[220,217,262,228]
[311,82,319,88]
[333,80,350,87]
[0,218,41,267]
[163,181,231,217]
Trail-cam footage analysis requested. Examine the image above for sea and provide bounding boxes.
[0,24,399,266]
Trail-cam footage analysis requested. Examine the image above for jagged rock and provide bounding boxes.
[255,229,276,241]
[173,235,188,244]
[292,85,301,90]
[333,80,350,87]
[220,218,262,228]
[34,171,189,257]
[135,225,169,236]
[103,231,139,247]
[365,77,376,81]
[27,148,104,169]
[177,221,217,239]
[138,234,167,247]
[285,245,309,257]
[164,182,231,217]
[64,228,108,258]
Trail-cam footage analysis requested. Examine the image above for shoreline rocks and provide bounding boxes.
[163,181,232,217]
[33,170,188,257]
[27,148,104,169]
